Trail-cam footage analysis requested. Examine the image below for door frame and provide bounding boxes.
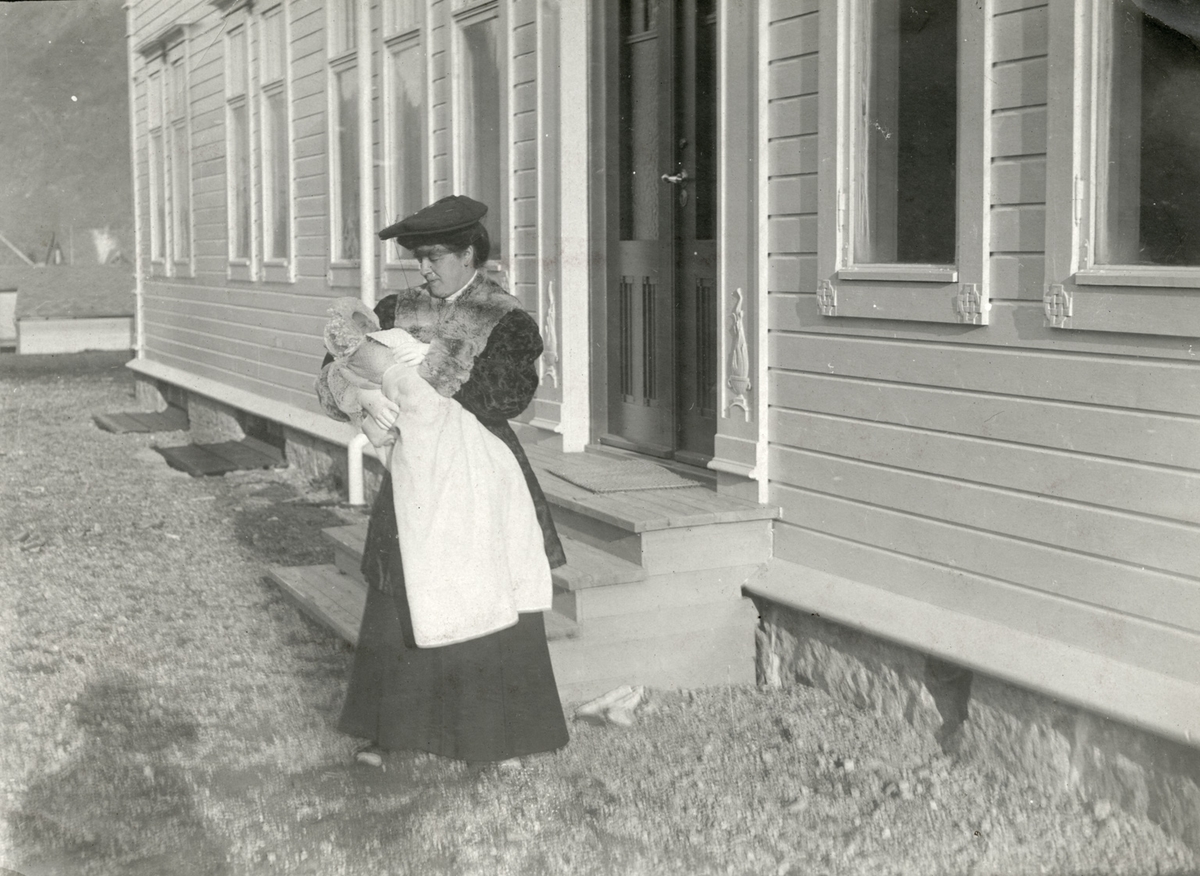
[588,0,766,499]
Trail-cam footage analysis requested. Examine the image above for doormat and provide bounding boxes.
[93,406,189,434]
[154,436,285,477]
[546,457,704,493]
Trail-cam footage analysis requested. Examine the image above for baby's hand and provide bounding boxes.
[391,339,430,368]
[358,388,399,431]
[359,417,395,452]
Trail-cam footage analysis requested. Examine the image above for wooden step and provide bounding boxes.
[549,536,646,591]
[268,564,365,646]
[554,563,762,623]
[266,561,754,702]
[550,507,774,575]
[549,602,759,702]
[266,563,579,648]
[323,523,649,595]
[324,522,368,583]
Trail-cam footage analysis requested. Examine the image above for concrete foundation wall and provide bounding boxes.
[754,599,1200,853]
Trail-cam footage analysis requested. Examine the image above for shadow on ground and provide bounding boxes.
[9,673,230,876]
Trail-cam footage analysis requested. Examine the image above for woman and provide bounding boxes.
[316,195,569,764]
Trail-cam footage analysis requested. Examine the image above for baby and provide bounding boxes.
[320,298,551,648]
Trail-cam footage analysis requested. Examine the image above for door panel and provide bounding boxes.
[606,0,717,461]
[675,0,718,461]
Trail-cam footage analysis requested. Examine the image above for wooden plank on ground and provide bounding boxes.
[93,406,188,433]
[154,437,285,476]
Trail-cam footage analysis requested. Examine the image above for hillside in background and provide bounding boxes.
[0,0,132,265]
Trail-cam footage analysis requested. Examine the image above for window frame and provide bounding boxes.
[224,17,257,281]
[1043,0,1200,337]
[167,46,194,276]
[326,0,360,287]
[817,0,993,324]
[381,0,431,290]
[147,67,169,274]
[450,0,509,277]
[258,2,294,283]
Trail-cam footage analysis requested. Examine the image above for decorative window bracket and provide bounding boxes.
[816,279,838,317]
[1044,284,1073,329]
[541,280,559,389]
[954,283,987,325]
[724,287,751,421]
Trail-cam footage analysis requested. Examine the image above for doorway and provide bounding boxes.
[603,0,718,465]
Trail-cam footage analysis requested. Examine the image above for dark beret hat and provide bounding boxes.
[377,195,488,247]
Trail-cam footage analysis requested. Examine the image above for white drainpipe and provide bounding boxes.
[125,0,145,358]
[347,0,375,504]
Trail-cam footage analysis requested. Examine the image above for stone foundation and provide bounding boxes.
[754,598,1200,853]
[755,602,944,737]
[185,395,244,444]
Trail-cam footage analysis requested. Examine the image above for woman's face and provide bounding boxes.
[413,245,476,299]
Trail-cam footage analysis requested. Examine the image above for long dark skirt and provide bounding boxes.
[338,586,569,762]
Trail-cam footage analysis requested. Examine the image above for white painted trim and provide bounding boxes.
[558,1,590,452]
[715,0,729,424]
[749,558,1200,749]
[127,357,359,447]
[125,1,145,358]
[534,0,551,393]
[754,0,770,504]
[356,0,374,307]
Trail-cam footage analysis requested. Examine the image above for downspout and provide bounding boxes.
[347,0,376,505]
[125,0,145,358]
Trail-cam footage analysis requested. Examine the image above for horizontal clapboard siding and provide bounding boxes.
[764,0,1200,686]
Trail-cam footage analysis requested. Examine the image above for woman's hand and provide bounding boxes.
[390,339,430,368]
[358,388,399,432]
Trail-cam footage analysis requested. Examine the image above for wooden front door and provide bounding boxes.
[605,0,718,463]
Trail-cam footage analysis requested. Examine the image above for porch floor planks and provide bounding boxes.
[533,462,779,531]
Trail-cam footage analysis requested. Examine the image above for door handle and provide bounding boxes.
[661,168,689,185]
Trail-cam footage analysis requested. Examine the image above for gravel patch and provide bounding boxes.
[0,353,1195,875]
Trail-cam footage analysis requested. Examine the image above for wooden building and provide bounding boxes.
[126,0,1200,768]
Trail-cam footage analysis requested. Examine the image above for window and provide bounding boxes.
[137,24,189,276]
[453,1,505,261]
[1044,1,1200,336]
[148,70,167,268]
[329,0,360,270]
[259,5,292,277]
[226,24,254,275]
[817,0,991,324]
[383,0,429,271]
[168,54,192,268]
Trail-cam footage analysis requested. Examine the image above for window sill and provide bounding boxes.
[172,260,194,279]
[1074,266,1200,290]
[838,264,958,284]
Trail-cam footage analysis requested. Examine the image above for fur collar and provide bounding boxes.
[390,272,523,397]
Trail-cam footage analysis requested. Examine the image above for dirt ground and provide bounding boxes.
[0,352,1195,876]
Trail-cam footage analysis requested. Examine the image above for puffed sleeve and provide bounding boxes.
[453,309,543,424]
[315,294,399,421]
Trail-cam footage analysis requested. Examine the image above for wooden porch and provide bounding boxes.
[268,443,779,703]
